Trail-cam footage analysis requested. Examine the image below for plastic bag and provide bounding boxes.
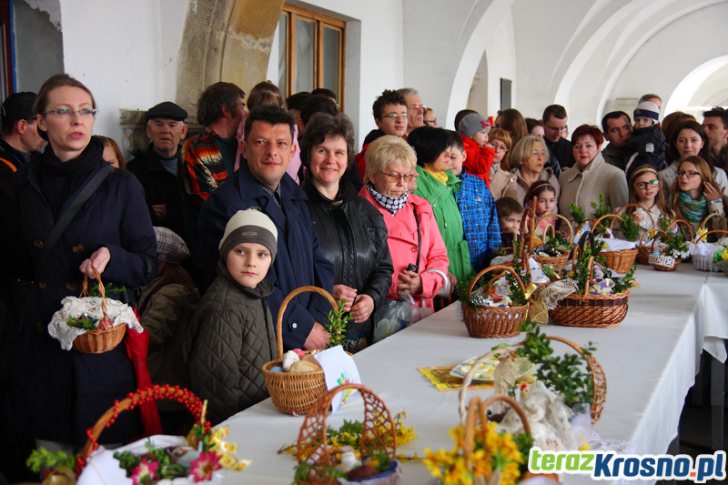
[372,294,432,343]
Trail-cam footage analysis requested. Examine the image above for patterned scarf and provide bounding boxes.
[678,191,708,225]
[368,182,408,215]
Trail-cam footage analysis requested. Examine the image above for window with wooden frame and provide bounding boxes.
[277,5,345,107]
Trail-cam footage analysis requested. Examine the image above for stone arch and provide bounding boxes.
[175,0,285,120]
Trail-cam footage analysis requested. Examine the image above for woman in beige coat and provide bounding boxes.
[558,124,628,220]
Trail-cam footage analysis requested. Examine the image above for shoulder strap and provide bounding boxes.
[0,156,17,173]
[412,206,421,270]
[38,164,114,267]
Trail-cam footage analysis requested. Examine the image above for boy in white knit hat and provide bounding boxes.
[183,209,278,423]
[627,101,667,171]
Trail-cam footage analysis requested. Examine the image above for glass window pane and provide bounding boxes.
[295,18,314,93]
[277,13,288,96]
[323,26,341,100]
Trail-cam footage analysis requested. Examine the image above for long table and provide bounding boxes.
[222,266,723,484]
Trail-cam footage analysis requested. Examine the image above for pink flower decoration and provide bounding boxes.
[190,451,222,483]
[131,458,159,485]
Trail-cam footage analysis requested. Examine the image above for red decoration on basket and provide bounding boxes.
[76,385,207,475]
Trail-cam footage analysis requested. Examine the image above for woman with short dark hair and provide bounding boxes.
[559,124,628,219]
[301,113,393,352]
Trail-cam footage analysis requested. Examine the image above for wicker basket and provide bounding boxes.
[79,385,206,471]
[296,383,399,485]
[462,265,528,339]
[458,335,606,425]
[616,203,657,265]
[72,273,127,354]
[532,213,574,271]
[592,214,638,273]
[691,229,728,272]
[647,229,684,272]
[550,256,629,328]
[261,286,337,415]
[636,230,655,265]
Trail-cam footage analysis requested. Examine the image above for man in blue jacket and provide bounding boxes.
[198,107,334,350]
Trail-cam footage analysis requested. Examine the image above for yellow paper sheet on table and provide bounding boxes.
[418,365,494,392]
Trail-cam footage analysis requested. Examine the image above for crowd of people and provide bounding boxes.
[0,73,727,481]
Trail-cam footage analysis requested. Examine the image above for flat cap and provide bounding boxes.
[145,101,188,122]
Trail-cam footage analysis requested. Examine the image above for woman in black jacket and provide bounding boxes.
[7,74,157,448]
[301,113,393,352]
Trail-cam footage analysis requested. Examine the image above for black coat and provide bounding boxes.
[9,139,157,444]
[303,178,393,345]
[127,145,187,242]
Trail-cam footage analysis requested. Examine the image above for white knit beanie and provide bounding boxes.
[633,101,660,123]
[219,209,278,261]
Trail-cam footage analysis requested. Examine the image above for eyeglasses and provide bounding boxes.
[42,108,98,118]
[382,171,417,183]
[489,143,508,153]
[677,170,701,179]
[635,179,660,189]
[545,125,568,134]
[382,113,408,120]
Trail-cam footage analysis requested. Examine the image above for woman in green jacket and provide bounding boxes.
[409,126,472,286]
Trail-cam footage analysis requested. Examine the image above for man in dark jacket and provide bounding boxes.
[198,107,334,351]
[542,104,575,176]
[128,101,189,241]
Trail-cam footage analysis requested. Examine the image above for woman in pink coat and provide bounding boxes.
[359,135,450,314]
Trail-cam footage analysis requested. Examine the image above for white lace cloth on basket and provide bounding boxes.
[47,296,142,350]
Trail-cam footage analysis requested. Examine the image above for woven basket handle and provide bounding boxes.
[296,383,396,468]
[649,229,670,253]
[274,286,338,358]
[457,351,504,421]
[592,213,624,235]
[695,229,728,243]
[638,226,656,247]
[467,264,527,300]
[462,395,532,468]
[79,385,205,465]
[79,271,109,325]
[699,212,721,232]
[570,231,594,269]
[544,335,606,424]
[669,218,694,241]
[535,213,574,244]
[616,203,655,237]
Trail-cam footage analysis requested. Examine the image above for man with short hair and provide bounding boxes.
[356,90,408,179]
[0,92,44,173]
[638,93,662,111]
[542,104,574,175]
[703,107,728,170]
[601,111,633,170]
[198,107,334,351]
[399,87,425,135]
[178,82,245,266]
[128,102,189,240]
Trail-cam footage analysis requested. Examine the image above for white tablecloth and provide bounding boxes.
[699,271,728,362]
[221,266,718,484]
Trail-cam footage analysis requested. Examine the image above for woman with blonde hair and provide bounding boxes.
[671,155,727,233]
[359,135,450,316]
[503,135,560,205]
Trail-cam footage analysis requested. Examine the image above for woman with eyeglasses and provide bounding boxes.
[671,156,727,233]
[659,120,728,198]
[620,165,673,234]
[360,135,450,317]
[301,113,393,352]
[558,124,628,220]
[409,126,472,287]
[5,74,156,449]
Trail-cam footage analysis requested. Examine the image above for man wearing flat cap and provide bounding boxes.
[128,101,189,243]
